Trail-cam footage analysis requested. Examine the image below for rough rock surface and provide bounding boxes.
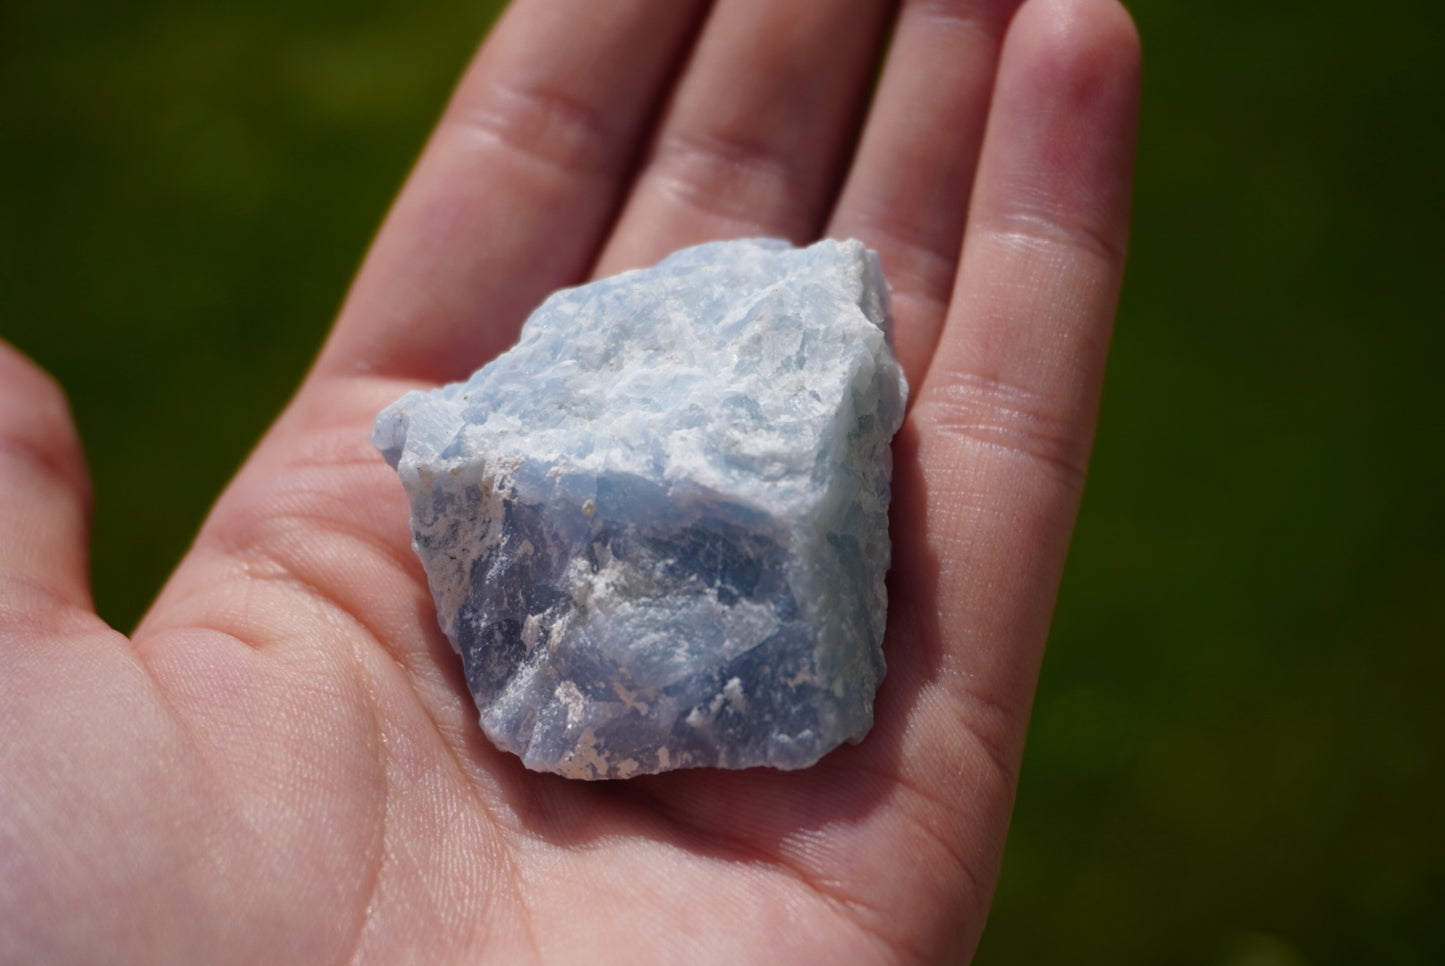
[374,238,908,778]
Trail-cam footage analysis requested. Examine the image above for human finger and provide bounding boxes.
[905,0,1139,766]
[591,0,893,277]
[313,0,712,385]
[828,0,1024,389]
[881,0,1140,948]
[0,342,98,629]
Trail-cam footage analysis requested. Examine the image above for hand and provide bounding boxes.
[0,0,1138,961]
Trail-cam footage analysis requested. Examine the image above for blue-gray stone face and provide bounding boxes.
[373,238,908,778]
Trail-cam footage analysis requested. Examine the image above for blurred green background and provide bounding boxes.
[2,0,1440,962]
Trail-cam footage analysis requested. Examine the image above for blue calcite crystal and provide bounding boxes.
[374,238,908,778]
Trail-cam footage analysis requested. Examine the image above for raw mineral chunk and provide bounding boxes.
[373,238,908,778]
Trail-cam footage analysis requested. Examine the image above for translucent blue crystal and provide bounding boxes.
[374,238,908,778]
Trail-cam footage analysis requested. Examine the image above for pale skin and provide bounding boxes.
[0,0,1139,961]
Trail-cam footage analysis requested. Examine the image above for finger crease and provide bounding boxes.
[649,127,812,226]
[935,677,1025,792]
[977,206,1126,270]
[634,789,892,952]
[917,374,1089,492]
[849,757,990,922]
[906,0,1017,37]
[450,78,621,180]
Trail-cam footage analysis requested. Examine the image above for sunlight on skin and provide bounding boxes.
[0,0,1138,961]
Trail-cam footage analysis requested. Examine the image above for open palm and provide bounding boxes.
[0,0,1138,961]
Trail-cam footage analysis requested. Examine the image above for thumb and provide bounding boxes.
[0,341,97,631]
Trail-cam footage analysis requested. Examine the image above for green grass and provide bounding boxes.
[2,1,1441,961]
